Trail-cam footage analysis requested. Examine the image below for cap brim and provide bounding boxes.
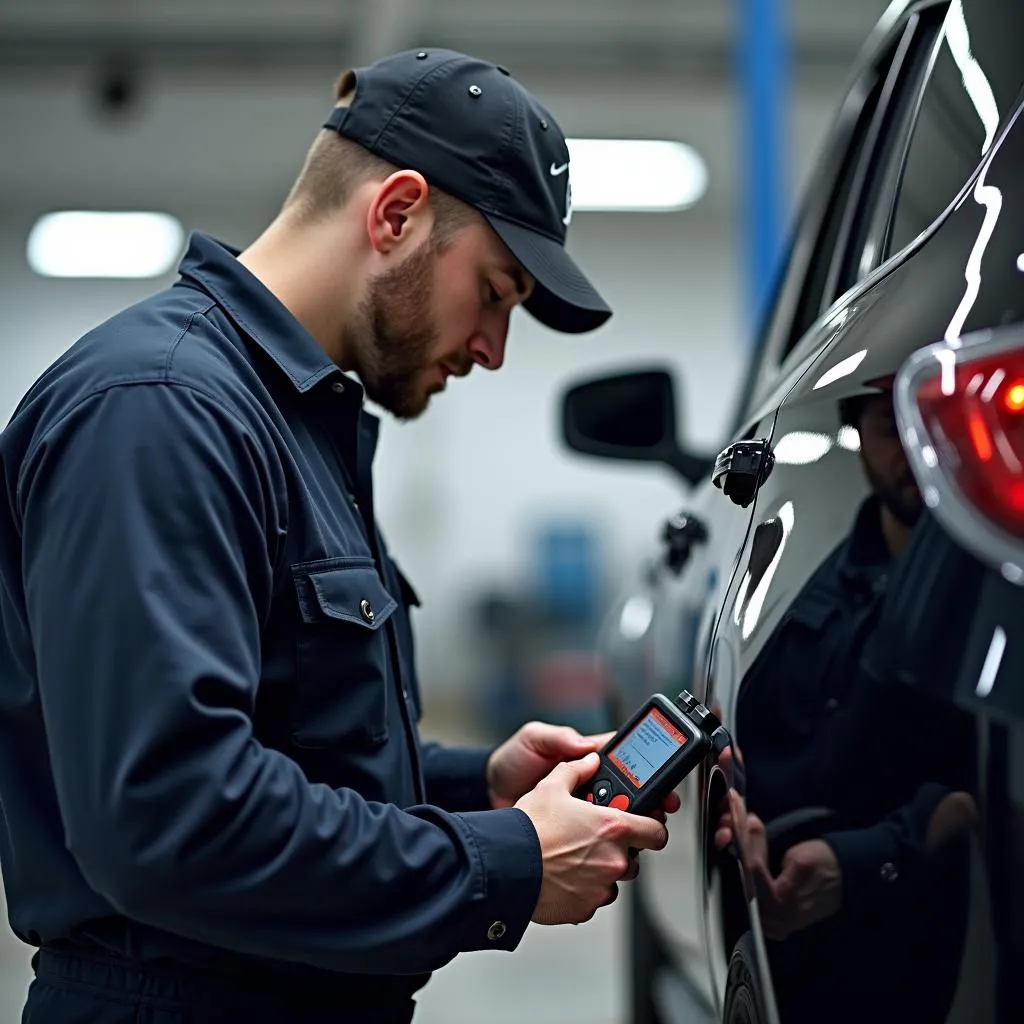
[484,214,612,335]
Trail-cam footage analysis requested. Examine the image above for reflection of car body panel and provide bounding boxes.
[565,0,1024,1020]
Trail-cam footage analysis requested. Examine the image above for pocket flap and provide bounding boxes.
[786,594,837,632]
[295,562,398,630]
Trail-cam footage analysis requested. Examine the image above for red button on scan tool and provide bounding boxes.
[609,794,631,811]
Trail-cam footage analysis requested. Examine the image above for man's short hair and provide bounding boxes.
[283,70,477,250]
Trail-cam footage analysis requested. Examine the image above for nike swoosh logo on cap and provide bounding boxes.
[550,162,569,176]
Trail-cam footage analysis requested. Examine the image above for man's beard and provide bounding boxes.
[864,459,923,528]
[351,241,442,421]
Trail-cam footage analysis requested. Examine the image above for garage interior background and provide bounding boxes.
[0,0,887,1020]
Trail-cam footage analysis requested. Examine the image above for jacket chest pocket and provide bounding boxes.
[738,594,841,739]
[291,559,398,749]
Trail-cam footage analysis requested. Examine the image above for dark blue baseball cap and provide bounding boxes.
[322,48,612,335]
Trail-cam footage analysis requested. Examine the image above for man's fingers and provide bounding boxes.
[601,883,620,907]
[528,723,593,757]
[552,751,601,790]
[718,744,745,782]
[621,857,640,882]
[620,813,669,852]
[750,860,777,904]
[727,788,747,824]
[926,791,979,852]
[771,861,798,904]
[583,730,615,751]
[646,793,681,825]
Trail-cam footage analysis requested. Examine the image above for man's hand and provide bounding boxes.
[517,752,671,925]
[758,840,843,941]
[925,791,978,853]
[715,786,769,874]
[487,722,611,808]
[715,793,841,942]
[487,721,681,819]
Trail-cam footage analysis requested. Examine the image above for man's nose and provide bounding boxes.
[467,323,508,371]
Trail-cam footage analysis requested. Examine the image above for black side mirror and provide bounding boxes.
[560,368,712,485]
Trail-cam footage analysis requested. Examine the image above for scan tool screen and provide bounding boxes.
[608,707,688,788]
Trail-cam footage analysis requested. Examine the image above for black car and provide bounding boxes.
[560,0,1024,1021]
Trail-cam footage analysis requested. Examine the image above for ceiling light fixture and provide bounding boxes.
[566,139,708,213]
[27,211,185,279]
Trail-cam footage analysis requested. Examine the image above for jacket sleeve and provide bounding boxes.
[18,380,542,975]
[420,743,496,812]
[822,781,951,909]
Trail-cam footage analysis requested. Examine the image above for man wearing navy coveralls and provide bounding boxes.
[0,49,678,1022]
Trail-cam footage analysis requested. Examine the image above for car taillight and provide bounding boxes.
[917,357,1024,533]
[896,328,1024,582]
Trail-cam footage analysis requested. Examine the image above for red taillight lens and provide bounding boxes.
[914,351,1024,537]
[1004,380,1024,413]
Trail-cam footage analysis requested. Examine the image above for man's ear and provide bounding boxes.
[366,171,433,255]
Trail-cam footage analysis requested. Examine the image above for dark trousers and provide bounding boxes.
[23,948,418,1024]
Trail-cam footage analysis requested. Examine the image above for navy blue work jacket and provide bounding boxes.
[0,233,542,1005]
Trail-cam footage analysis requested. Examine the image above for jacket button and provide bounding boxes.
[487,921,507,941]
[360,600,375,623]
[331,381,345,395]
[880,861,899,882]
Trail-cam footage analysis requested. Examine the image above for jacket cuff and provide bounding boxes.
[422,744,495,812]
[451,807,543,952]
[822,826,903,910]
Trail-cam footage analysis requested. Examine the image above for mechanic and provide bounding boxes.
[723,386,976,1023]
[0,50,677,1024]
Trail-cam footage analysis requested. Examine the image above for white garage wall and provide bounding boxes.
[0,69,845,700]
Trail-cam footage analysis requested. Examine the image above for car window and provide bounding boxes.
[727,68,886,437]
[765,8,947,381]
[833,10,946,293]
[883,12,992,260]
[729,4,950,438]
[783,70,885,356]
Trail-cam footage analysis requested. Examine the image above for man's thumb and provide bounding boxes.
[772,858,798,903]
[555,751,601,790]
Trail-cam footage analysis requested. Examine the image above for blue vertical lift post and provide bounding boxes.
[739,0,789,330]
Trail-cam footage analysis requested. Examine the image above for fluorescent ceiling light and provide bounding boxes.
[566,138,708,213]
[27,211,185,279]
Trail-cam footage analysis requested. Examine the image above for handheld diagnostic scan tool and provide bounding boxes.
[574,691,732,815]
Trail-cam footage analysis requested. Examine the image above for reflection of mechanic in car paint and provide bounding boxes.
[718,386,978,1024]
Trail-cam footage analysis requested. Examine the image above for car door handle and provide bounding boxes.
[713,439,775,508]
[661,511,709,574]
